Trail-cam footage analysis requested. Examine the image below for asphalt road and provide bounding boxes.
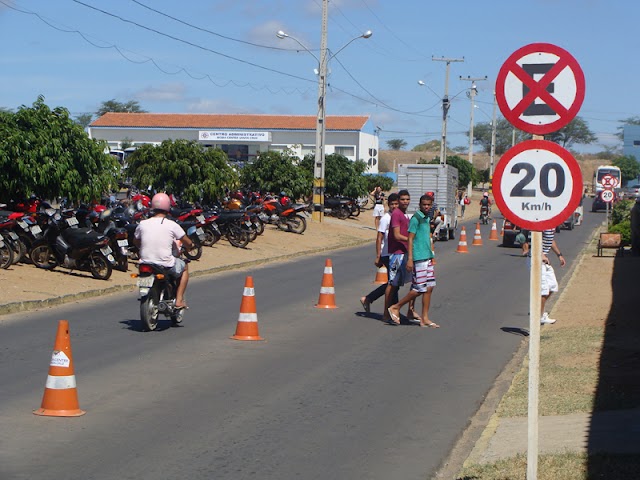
[0,211,601,480]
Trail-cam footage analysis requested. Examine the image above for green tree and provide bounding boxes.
[0,96,119,203]
[363,174,394,193]
[74,113,93,128]
[544,117,597,149]
[386,139,407,150]
[300,154,368,198]
[472,117,529,155]
[125,140,238,203]
[120,137,135,150]
[240,150,312,200]
[612,155,640,183]
[412,140,440,152]
[96,99,147,117]
[419,155,475,188]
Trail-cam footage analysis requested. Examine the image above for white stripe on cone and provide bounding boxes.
[320,287,335,294]
[237,312,258,322]
[324,267,333,274]
[45,375,77,389]
[243,287,255,296]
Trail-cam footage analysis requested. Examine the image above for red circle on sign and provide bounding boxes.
[496,43,585,135]
[493,140,583,231]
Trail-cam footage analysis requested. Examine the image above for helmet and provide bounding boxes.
[426,191,435,197]
[151,193,171,212]
[483,192,489,197]
[94,205,107,214]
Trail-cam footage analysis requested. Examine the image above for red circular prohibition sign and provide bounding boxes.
[493,140,583,231]
[496,43,585,135]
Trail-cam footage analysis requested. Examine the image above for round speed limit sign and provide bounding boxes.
[493,140,583,231]
[600,189,615,203]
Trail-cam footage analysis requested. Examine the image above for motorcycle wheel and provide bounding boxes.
[201,225,220,247]
[247,227,258,242]
[171,308,185,326]
[0,240,14,269]
[17,232,34,263]
[288,214,307,234]
[183,235,203,260]
[140,287,159,331]
[350,204,361,217]
[2,234,23,265]
[89,252,113,280]
[30,243,58,270]
[116,254,129,272]
[277,217,291,231]
[227,225,250,248]
[253,218,265,235]
[337,207,350,220]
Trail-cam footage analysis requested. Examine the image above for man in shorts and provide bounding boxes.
[388,194,439,328]
[384,190,410,324]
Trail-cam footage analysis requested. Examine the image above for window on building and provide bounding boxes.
[220,144,249,162]
[633,140,640,146]
[334,146,355,156]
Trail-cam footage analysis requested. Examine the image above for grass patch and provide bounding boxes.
[497,326,604,417]
[457,452,640,480]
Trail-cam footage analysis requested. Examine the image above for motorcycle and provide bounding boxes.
[88,209,130,272]
[480,205,490,225]
[29,210,115,280]
[259,196,308,234]
[135,262,186,331]
[324,196,351,219]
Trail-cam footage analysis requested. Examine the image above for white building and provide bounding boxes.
[88,113,380,173]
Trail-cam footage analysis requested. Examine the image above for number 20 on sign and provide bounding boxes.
[493,139,583,231]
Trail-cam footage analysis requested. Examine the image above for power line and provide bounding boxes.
[70,0,316,84]
[128,0,300,52]
[0,0,314,96]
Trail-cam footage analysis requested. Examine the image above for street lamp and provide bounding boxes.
[277,26,372,222]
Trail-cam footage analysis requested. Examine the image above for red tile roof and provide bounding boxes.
[90,113,369,131]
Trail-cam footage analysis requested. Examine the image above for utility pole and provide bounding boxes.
[489,91,497,192]
[312,0,329,222]
[432,56,464,165]
[460,75,487,196]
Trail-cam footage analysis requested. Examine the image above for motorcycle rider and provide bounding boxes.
[134,193,193,309]
[479,192,492,221]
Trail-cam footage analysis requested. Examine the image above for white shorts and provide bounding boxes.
[411,259,436,293]
[541,263,558,296]
[373,204,384,217]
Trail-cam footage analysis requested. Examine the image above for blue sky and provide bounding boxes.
[0,0,635,153]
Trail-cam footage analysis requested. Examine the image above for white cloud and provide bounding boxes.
[134,83,187,103]
[246,20,288,47]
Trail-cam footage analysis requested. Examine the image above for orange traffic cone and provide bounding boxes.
[231,276,264,341]
[316,258,338,309]
[472,222,483,246]
[489,220,499,241]
[500,221,505,237]
[456,226,469,253]
[373,264,388,284]
[34,320,85,417]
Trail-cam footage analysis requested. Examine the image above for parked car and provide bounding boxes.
[619,184,640,199]
[502,219,522,247]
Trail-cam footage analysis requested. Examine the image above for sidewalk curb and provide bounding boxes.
[434,223,603,478]
[0,238,373,317]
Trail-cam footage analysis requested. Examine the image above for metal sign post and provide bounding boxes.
[528,229,542,480]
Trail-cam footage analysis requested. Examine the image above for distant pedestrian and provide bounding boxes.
[360,194,399,318]
[388,194,439,328]
[460,193,469,218]
[372,186,385,229]
[534,229,566,325]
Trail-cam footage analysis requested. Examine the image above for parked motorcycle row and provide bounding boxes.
[0,191,310,280]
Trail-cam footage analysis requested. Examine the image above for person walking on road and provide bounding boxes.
[384,190,411,324]
[388,195,439,328]
[134,193,193,309]
[360,194,399,319]
[536,228,565,325]
[459,192,469,218]
[371,186,385,229]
